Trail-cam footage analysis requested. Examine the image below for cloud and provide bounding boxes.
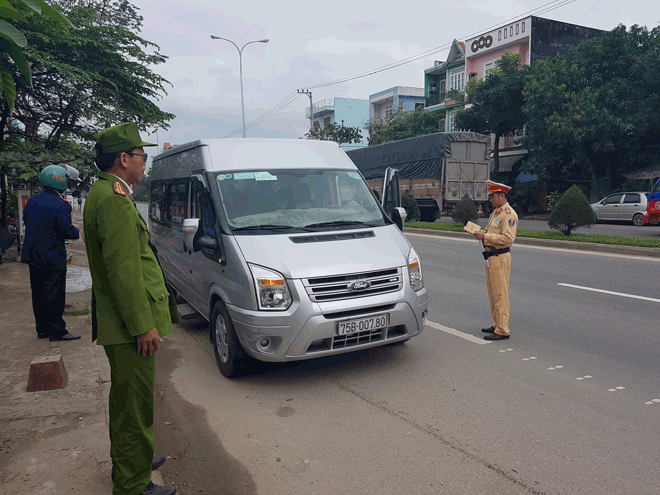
[306,37,430,61]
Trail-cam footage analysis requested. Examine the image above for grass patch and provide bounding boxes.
[64,309,90,316]
[405,221,660,248]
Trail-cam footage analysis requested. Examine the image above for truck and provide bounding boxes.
[644,177,660,225]
[345,132,491,222]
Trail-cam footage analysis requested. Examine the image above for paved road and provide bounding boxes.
[149,228,660,495]
[435,215,660,238]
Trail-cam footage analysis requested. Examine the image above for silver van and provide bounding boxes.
[149,139,428,377]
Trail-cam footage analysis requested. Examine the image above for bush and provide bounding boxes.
[548,185,596,235]
[401,190,420,222]
[451,194,479,225]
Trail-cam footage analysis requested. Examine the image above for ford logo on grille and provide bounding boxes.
[348,281,371,291]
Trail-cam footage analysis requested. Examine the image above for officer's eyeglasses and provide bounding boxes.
[125,152,148,163]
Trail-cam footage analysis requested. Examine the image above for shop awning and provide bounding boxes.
[623,164,660,180]
[491,152,527,172]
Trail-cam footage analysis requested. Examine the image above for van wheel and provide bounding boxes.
[211,300,245,378]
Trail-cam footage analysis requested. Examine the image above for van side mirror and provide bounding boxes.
[392,207,406,231]
[183,218,198,252]
[183,218,218,253]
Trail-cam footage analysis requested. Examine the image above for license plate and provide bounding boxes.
[337,314,388,336]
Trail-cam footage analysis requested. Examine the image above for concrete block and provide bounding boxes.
[26,354,68,391]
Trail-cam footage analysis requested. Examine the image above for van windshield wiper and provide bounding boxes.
[232,224,311,232]
[304,220,373,229]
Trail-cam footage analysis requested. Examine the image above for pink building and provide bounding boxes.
[463,16,603,174]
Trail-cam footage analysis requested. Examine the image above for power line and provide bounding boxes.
[223,91,301,137]
[303,0,576,90]
[224,0,576,136]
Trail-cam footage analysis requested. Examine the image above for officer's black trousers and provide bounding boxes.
[28,265,67,337]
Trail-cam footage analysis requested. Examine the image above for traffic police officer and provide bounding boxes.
[22,165,81,341]
[472,180,518,340]
[84,122,176,495]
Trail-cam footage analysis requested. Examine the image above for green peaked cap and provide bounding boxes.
[95,122,156,154]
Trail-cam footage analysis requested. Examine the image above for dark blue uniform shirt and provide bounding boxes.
[21,189,79,270]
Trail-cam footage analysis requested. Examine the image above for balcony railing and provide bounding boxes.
[425,92,446,107]
[305,99,335,118]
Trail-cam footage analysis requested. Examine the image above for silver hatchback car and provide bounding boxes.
[591,192,648,226]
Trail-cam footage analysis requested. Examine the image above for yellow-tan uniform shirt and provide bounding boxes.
[484,202,518,249]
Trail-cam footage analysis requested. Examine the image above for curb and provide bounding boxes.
[405,227,660,258]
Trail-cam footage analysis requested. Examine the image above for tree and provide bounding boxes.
[547,185,596,235]
[0,0,72,110]
[6,3,174,148]
[451,193,479,225]
[366,108,440,146]
[0,0,174,224]
[132,167,150,202]
[522,24,660,195]
[305,122,362,144]
[454,51,528,174]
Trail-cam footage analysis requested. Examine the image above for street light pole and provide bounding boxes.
[210,35,269,138]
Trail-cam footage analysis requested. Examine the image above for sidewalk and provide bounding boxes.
[0,209,163,494]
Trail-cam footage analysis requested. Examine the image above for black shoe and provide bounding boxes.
[152,455,166,470]
[141,481,176,495]
[484,332,510,341]
[49,332,81,341]
[37,333,50,339]
[481,326,495,333]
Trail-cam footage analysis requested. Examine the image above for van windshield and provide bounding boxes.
[213,169,388,234]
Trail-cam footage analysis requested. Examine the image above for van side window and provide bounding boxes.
[168,182,188,230]
[149,181,167,224]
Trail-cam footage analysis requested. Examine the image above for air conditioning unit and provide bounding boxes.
[429,82,438,92]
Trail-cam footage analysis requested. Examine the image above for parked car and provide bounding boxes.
[590,192,648,226]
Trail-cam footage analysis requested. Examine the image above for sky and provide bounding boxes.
[134,0,659,148]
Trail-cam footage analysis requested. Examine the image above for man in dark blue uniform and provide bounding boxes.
[22,165,81,341]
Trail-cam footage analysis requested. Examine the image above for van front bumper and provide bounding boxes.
[227,287,428,362]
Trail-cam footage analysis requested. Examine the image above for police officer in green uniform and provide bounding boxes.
[84,123,176,495]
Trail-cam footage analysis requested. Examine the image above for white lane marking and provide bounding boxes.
[522,356,537,361]
[548,365,563,370]
[608,386,626,392]
[576,375,593,380]
[646,399,660,405]
[405,231,660,261]
[426,320,492,345]
[499,348,514,353]
[557,283,660,303]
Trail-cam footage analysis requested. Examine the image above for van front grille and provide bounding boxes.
[304,268,402,303]
[333,329,384,348]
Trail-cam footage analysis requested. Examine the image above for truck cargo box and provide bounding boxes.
[346,132,491,221]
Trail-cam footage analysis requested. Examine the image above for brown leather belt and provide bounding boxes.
[482,247,510,260]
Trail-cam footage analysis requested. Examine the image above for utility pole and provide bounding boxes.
[298,89,313,135]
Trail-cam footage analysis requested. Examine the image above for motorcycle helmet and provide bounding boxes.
[40,165,69,191]
[40,164,80,191]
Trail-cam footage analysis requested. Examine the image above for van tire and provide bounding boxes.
[211,300,245,378]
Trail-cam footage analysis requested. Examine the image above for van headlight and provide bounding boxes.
[249,264,292,310]
[408,248,424,291]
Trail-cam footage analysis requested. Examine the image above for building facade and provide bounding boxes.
[464,16,604,173]
[305,97,369,150]
[369,86,425,122]
[423,40,466,132]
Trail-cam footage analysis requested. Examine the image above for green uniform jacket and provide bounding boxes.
[84,172,173,345]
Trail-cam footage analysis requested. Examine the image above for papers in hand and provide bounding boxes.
[463,221,482,234]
